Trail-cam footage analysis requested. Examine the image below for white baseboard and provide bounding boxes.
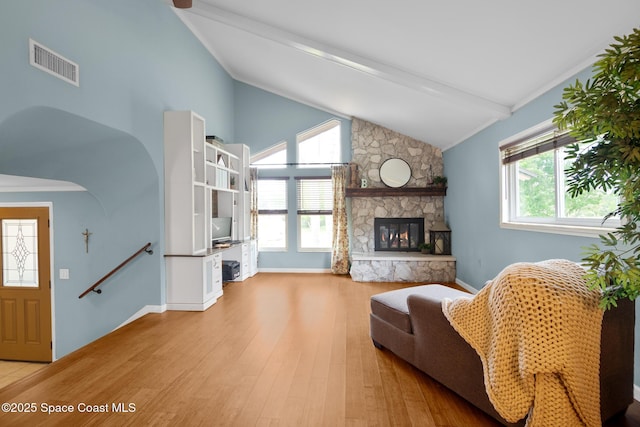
[166,302,214,311]
[455,278,478,294]
[115,304,166,331]
[257,268,332,273]
[165,292,221,311]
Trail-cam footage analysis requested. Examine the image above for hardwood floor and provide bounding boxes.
[0,273,638,426]
[0,361,47,389]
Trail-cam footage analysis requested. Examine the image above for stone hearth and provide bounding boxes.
[350,252,456,282]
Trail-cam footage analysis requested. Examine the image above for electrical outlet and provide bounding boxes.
[59,269,70,280]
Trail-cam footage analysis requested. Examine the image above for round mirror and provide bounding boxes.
[379,158,411,188]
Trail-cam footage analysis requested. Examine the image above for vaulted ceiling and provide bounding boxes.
[173,0,640,150]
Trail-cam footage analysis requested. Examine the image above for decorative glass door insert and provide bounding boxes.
[373,217,425,252]
[2,219,39,287]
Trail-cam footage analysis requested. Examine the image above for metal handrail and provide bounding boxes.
[78,242,153,298]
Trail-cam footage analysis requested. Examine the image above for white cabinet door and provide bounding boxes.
[164,110,208,255]
[166,253,223,311]
[210,252,223,297]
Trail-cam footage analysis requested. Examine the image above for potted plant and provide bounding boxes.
[418,242,432,254]
[553,28,640,309]
[432,176,448,187]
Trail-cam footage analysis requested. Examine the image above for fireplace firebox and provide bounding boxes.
[374,217,424,252]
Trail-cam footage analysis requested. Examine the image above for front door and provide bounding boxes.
[0,207,52,362]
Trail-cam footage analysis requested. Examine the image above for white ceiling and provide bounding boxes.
[173,0,640,150]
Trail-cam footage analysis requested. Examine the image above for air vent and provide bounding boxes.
[29,39,79,86]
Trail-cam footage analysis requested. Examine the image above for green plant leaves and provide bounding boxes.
[554,28,640,309]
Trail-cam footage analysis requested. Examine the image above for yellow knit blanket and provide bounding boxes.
[442,260,603,427]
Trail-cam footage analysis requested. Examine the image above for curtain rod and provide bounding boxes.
[250,162,350,166]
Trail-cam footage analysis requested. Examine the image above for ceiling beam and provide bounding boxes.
[172,0,192,9]
[184,1,512,119]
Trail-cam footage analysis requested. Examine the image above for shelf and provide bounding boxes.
[345,186,447,197]
[212,187,238,193]
[204,144,239,191]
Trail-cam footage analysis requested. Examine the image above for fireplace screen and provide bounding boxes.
[374,218,424,251]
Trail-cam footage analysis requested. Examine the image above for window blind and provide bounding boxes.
[257,178,288,213]
[296,178,332,214]
[501,125,577,164]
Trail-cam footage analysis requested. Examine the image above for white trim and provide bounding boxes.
[0,186,85,193]
[296,179,333,252]
[498,118,556,149]
[164,289,223,312]
[166,302,215,311]
[166,296,220,312]
[114,304,167,330]
[296,119,341,142]
[455,278,478,294]
[498,119,620,237]
[171,5,351,121]
[296,120,342,168]
[251,141,287,163]
[500,220,617,238]
[181,2,511,119]
[511,51,602,112]
[0,174,86,192]
[48,203,56,361]
[442,117,502,152]
[297,247,332,253]
[258,268,331,273]
[237,78,353,121]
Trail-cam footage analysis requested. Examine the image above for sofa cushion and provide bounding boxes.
[371,284,467,334]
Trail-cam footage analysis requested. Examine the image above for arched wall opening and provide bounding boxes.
[0,106,162,358]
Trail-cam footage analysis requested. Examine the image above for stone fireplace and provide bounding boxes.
[348,118,455,282]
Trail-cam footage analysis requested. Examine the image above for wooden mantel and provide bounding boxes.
[345,186,446,197]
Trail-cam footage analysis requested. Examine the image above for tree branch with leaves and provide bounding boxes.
[553,27,640,309]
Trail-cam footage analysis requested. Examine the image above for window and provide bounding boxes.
[252,141,287,169]
[296,178,332,251]
[2,219,39,287]
[297,120,341,167]
[257,178,288,250]
[500,120,620,236]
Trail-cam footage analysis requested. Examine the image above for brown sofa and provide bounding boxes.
[369,284,635,425]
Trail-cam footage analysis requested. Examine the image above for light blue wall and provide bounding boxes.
[233,82,352,269]
[0,0,234,358]
[443,66,640,385]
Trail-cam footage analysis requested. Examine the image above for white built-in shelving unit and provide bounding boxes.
[163,110,256,311]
